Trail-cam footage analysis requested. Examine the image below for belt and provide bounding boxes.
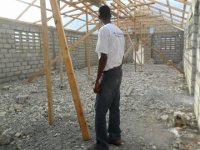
[104,65,122,73]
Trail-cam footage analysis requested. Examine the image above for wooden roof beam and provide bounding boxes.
[82,2,98,16]
[16,0,37,20]
[150,10,184,28]
[166,0,173,24]
[174,0,192,5]
[128,2,155,7]
[181,0,187,27]
[146,0,189,14]
[64,14,82,27]
[149,5,187,20]
[114,0,135,19]
[16,0,52,12]
[60,0,97,19]
[110,3,128,17]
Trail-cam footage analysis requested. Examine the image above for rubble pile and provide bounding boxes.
[0,64,199,150]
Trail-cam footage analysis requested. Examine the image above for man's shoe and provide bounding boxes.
[108,139,122,146]
[87,144,102,150]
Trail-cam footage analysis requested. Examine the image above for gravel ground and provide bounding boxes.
[0,63,199,150]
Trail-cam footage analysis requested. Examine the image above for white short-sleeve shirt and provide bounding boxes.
[95,23,125,71]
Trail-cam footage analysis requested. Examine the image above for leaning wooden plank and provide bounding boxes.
[69,24,99,49]
[85,8,91,76]
[16,0,37,20]
[40,0,54,125]
[27,24,99,82]
[49,0,90,141]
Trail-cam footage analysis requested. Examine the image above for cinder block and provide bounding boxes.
[14,71,21,75]
[6,72,14,77]
[3,44,11,49]
[4,53,12,58]
[21,62,27,66]
[0,29,6,33]
[0,63,5,68]
[1,58,9,63]
[0,39,6,44]
[2,68,10,73]
[9,49,15,53]
[6,63,13,67]
[13,62,20,67]
[7,39,14,44]
[11,67,18,72]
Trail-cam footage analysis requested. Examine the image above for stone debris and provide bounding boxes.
[174,111,186,127]
[15,94,30,104]
[2,85,11,90]
[15,132,22,138]
[0,112,6,117]
[14,104,23,112]
[0,134,11,145]
[169,128,180,137]
[0,64,198,150]
[160,114,169,122]
[125,86,134,96]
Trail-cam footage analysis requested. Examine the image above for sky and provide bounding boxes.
[0,0,192,31]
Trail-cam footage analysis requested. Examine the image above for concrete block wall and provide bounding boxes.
[143,35,152,63]
[123,35,134,63]
[0,18,98,84]
[151,31,184,64]
[194,0,200,129]
[184,0,200,128]
[184,0,199,95]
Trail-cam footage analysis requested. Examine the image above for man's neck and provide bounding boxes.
[102,19,111,25]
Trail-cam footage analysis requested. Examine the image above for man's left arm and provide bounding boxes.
[93,53,107,93]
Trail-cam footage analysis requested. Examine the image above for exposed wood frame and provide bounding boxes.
[40,0,54,125]
[166,0,173,24]
[16,0,38,20]
[49,0,90,140]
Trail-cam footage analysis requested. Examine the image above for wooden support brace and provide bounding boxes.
[85,8,91,76]
[27,24,99,82]
[40,0,54,125]
[49,0,90,141]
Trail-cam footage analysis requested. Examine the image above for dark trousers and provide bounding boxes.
[95,67,122,150]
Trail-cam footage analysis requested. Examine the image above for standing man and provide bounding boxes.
[87,5,125,150]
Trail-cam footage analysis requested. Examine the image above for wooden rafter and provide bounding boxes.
[166,0,173,24]
[181,0,187,27]
[16,0,38,20]
[147,0,189,14]
[175,0,191,5]
[12,0,191,31]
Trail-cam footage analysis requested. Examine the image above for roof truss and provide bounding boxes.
[0,0,192,32]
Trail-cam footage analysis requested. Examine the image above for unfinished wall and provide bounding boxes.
[0,18,98,84]
[184,0,199,95]
[151,31,184,64]
[184,0,200,128]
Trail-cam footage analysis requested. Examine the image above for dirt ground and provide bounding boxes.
[0,63,200,150]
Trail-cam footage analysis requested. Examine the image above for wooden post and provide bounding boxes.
[40,0,54,125]
[134,17,137,72]
[59,52,64,88]
[49,0,90,140]
[117,3,119,26]
[123,25,142,65]
[58,1,64,88]
[85,8,91,76]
